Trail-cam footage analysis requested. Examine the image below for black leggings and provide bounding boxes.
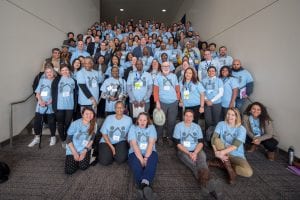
[65,151,91,174]
[246,136,278,152]
[55,110,73,141]
[33,112,56,136]
[98,141,128,166]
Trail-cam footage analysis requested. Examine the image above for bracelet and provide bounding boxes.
[84,147,90,151]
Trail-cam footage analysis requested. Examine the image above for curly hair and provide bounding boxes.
[244,102,272,130]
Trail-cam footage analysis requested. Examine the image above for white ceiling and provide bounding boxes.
[100,0,184,24]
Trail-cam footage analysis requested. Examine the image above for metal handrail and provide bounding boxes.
[10,93,35,147]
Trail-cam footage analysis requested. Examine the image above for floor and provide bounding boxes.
[0,129,299,200]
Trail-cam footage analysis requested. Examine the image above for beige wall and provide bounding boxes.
[174,0,300,156]
[0,0,99,142]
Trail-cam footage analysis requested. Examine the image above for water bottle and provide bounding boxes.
[288,146,294,165]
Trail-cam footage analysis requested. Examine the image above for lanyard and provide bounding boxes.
[205,60,212,68]
[135,71,144,81]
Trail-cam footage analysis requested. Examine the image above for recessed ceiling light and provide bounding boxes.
[120,8,124,12]
[162,9,166,12]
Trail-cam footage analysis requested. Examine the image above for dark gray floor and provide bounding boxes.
[0,132,299,200]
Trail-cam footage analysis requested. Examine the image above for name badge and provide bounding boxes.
[62,91,70,97]
[82,140,88,146]
[139,142,148,150]
[183,141,191,148]
[113,135,120,141]
[134,81,143,90]
[111,88,118,92]
[183,90,190,99]
[163,85,170,91]
[41,91,48,97]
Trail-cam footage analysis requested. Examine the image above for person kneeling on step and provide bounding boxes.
[98,101,132,165]
[173,109,223,198]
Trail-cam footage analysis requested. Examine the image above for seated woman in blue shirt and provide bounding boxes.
[179,67,205,123]
[243,102,279,161]
[210,108,253,184]
[128,112,158,200]
[65,107,96,174]
[98,101,133,165]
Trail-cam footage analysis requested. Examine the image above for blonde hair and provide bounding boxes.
[225,108,242,127]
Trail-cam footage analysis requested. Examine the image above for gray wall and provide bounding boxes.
[0,0,100,142]
[174,0,300,156]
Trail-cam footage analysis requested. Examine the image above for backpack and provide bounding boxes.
[0,161,10,183]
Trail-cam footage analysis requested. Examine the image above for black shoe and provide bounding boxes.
[143,186,154,200]
[136,189,144,200]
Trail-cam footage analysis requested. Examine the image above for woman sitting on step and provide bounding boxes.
[210,108,253,184]
[65,107,96,174]
[173,109,222,198]
[243,102,279,161]
[128,112,158,200]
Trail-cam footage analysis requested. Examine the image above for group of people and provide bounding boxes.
[28,19,279,199]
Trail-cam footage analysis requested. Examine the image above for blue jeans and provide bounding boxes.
[128,151,158,186]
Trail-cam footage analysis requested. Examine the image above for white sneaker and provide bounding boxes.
[28,135,40,147]
[50,136,56,146]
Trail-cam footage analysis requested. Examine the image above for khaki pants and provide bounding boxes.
[213,138,253,177]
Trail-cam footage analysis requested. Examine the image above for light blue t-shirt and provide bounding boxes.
[218,55,233,67]
[180,81,205,107]
[141,56,154,72]
[249,115,262,136]
[154,73,178,104]
[70,49,90,64]
[127,71,153,103]
[221,77,239,108]
[57,76,76,110]
[100,77,127,112]
[198,59,221,80]
[173,122,203,152]
[128,124,157,155]
[100,114,132,144]
[215,121,246,158]
[232,69,254,89]
[35,78,53,114]
[77,68,103,105]
[202,76,224,104]
[66,119,94,155]
[170,48,182,63]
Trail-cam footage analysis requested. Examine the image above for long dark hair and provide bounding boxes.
[182,67,198,84]
[81,107,96,135]
[148,59,161,72]
[244,102,272,130]
[219,65,233,78]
